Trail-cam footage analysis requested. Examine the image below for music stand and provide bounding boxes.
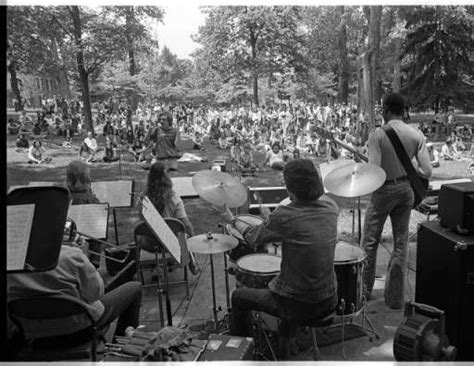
[91,180,134,245]
[7,187,70,273]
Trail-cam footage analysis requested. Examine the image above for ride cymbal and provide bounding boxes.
[187,233,239,254]
[192,170,247,208]
[324,163,386,198]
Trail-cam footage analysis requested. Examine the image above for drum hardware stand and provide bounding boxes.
[351,196,362,246]
[253,312,278,361]
[325,298,379,342]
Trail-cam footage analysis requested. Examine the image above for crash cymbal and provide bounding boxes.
[192,170,247,208]
[187,233,239,254]
[319,159,356,182]
[324,163,386,198]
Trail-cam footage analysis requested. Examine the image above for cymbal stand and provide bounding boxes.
[209,249,220,332]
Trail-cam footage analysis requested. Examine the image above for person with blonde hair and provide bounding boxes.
[65,160,102,268]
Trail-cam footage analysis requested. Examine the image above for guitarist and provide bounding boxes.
[362,93,432,309]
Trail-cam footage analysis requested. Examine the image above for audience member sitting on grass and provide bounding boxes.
[264,142,286,170]
[19,111,33,130]
[32,122,42,136]
[103,135,120,163]
[80,131,99,163]
[239,143,257,173]
[15,133,29,152]
[454,135,467,152]
[440,138,460,160]
[129,137,149,163]
[8,119,20,135]
[28,140,52,164]
[192,131,204,150]
[427,143,440,168]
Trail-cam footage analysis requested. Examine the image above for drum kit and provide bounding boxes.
[187,161,384,339]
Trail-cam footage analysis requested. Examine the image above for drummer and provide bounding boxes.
[222,158,339,360]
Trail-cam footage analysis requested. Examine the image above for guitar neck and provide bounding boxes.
[333,137,369,163]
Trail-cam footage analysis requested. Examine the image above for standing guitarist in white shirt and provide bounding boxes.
[362,93,432,309]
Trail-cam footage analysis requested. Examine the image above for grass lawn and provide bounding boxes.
[6,130,473,249]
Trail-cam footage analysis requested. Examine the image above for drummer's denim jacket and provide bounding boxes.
[243,195,339,304]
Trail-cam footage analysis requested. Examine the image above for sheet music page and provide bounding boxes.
[7,204,35,271]
[172,177,197,198]
[68,203,109,239]
[91,180,133,207]
[141,196,181,263]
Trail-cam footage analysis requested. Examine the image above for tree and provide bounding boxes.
[358,6,382,130]
[399,6,473,112]
[104,6,163,109]
[194,6,307,106]
[51,6,124,131]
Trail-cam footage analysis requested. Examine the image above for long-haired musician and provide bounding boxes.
[223,158,339,360]
[141,162,200,275]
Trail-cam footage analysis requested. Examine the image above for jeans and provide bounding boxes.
[230,287,337,339]
[362,180,414,308]
[97,281,142,337]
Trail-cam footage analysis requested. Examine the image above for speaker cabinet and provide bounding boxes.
[416,221,474,360]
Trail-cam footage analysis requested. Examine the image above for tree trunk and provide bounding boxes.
[250,30,259,107]
[8,60,24,111]
[50,37,71,98]
[337,6,349,104]
[363,6,382,131]
[70,6,93,132]
[126,6,138,113]
[392,37,402,92]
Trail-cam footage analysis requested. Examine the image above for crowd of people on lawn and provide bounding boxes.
[8,96,474,173]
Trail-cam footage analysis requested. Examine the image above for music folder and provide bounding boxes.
[91,180,134,208]
[141,196,181,264]
[68,203,110,239]
[7,204,35,272]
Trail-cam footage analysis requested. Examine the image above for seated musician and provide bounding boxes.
[8,220,142,341]
[65,160,102,268]
[223,159,339,360]
[141,162,200,275]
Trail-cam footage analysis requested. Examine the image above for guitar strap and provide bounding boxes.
[383,125,426,195]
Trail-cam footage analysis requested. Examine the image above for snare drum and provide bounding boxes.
[334,242,367,316]
[226,215,266,262]
[235,254,281,288]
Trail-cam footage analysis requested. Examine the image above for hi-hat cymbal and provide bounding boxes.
[192,170,247,208]
[324,163,386,198]
[187,233,239,254]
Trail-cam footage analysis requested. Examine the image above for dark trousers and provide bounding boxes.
[230,287,337,338]
[97,281,142,337]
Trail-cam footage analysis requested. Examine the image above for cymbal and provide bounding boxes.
[187,233,239,254]
[319,159,356,181]
[192,170,247,208]
[324,163,386,198]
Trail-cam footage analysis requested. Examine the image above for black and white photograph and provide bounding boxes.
[4,1,474,362]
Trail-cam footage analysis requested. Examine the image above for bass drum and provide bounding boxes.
[334,241,367,316]
[235,254,281,289]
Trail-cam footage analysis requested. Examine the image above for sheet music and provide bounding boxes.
[68,203,109,239]
[91,180,133,208]
[172,177,198,198]
[7,204,35,271]
[141,196,181,264]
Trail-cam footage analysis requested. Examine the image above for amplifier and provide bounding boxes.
[197,334,254,361]
[438,182,474,234]
[416,221,474,360]
[248,186,288,215]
